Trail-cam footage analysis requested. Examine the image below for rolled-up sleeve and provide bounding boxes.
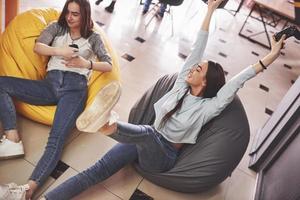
[36,22,59,45]
[89,33,112,65]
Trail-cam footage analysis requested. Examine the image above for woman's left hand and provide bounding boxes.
[62,56,89,69]
[270,34,286,58]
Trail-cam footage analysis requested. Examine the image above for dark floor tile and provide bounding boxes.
[129,189,154,200]
[218,52,227,58]
[246,29,253,33]
[50,160,69,179]
[259,84,269,92]
[265,108,273,116]
[283,64,292,69]
[251,51,259,56]
[135,36,146,43]
[219,27,226,32]
[219,39,226,43]
[122,53,135,62]
[178,52,187,59]
[96,21,105,27]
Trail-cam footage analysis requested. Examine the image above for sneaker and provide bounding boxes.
[0,183,29,200]
[95,0,103,6]
[76,81,121,133]
[0,136,24,160]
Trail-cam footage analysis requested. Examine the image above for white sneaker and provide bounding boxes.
[76,81,121,133]
[0,183,29,200]
[0,136,25,160]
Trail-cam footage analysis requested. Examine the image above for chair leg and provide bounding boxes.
[144,2,160,27]
[170,7,174,36]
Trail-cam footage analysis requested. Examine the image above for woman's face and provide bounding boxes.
[65,2,81,29]
[185,60,208,87]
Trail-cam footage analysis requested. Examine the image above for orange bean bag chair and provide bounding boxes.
[0,8,120,125]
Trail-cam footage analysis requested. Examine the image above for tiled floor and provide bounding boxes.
[1,0,299,199]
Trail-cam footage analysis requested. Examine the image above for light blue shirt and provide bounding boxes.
[153,30,256,144]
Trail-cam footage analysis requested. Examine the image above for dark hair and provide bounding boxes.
[159,61,225,128]
[159,88,189,129]
[203,61,225,98]
[58,0,93,38]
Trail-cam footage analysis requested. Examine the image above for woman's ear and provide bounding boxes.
[202,79,207,87]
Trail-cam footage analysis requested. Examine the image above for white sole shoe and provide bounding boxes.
[76,81,121,133]
[0,183,29,200]
[0,136,25,160]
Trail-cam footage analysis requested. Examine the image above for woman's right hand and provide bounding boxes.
[57,46,78,60]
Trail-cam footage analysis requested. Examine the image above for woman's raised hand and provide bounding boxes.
[207,0,224,11]
[270,34,286,58]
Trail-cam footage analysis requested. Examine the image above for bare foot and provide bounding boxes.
[25,180,38,200]
[99,122,117,136]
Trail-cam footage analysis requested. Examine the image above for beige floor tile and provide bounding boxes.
[237,84,270,136]
[17,116,49,165]
[59,133,142,200]
[73,185,122,200]
[138,178,228,200]
[225,169,256,200]
[0,159,34,185]
[38,168,122,200]
[60,133,117,171]
[236,135,257,178]
[32,177,55,200]
[17,115,80,165]
[103,165,142,200]
[37,168,78,198]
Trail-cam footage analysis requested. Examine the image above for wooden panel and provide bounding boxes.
[5,0,19,27]
[254,0,295,20]
[0,0,2,33]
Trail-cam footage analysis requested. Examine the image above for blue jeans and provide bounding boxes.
[143,0,167,15]
[44,122,178,200]
[0,70,87,185]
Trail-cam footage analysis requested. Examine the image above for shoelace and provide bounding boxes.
[9,184,29,194]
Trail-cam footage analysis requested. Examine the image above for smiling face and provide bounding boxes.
[65,2,81,30]
[185,60,209,88]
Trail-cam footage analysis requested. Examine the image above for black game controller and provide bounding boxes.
[69,44,79,49]
[274,26,298,41]
[202,0,229,9]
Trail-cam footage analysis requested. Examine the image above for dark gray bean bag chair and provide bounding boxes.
[129,73,250,193]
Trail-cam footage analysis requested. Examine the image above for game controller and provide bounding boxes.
[274,26,299,41]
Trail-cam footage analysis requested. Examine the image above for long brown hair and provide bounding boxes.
[58,0,93,38]
[159,61,225,128]
[203,61,225,98]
